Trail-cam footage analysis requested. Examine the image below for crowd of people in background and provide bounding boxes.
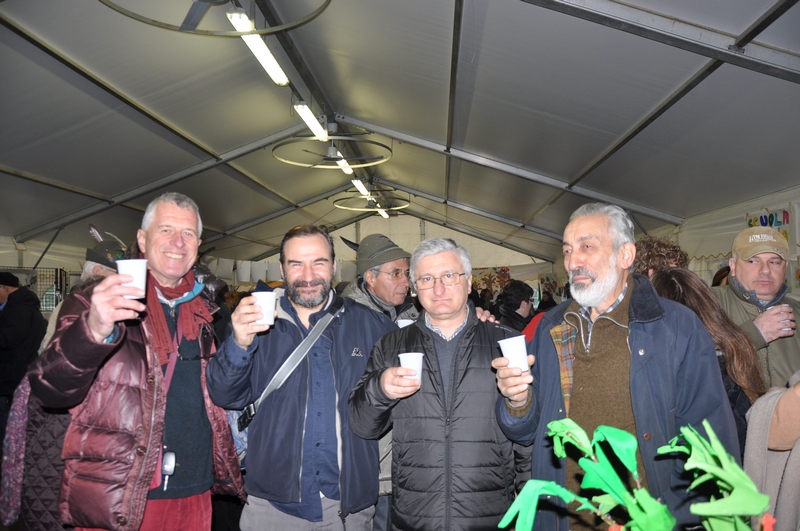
[1,195,799,531]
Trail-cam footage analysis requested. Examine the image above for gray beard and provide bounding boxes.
[569,257,621,310]
[286,277,333,308]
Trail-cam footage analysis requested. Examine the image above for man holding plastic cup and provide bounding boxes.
[29,192,244,530]
[492,203,739,530]
[207,225,396,530]
[348,238,521,530]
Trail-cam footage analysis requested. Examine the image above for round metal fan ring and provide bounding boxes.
[272,136,393,170]
[97,0,330,37]
[333,193,410,212]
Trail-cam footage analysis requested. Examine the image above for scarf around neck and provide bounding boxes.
[144,269,212,365]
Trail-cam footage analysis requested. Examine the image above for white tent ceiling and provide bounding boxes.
[1,0,799,265]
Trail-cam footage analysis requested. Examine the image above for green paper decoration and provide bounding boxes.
[501,419,771,531]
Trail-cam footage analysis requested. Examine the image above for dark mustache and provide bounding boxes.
[292,278,326,288]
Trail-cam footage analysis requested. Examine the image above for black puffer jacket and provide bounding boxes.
[0,287,46,396]
[349,308,518,531]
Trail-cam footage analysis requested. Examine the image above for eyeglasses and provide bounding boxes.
[414,272,466,290]
[377,268,410,281]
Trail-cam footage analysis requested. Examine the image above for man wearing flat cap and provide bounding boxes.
[341,234,418,530]
[713,226,800,388]
[342,234,420,324]
[0,271,47,459]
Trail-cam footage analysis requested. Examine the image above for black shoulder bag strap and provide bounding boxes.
[237,295,346,431]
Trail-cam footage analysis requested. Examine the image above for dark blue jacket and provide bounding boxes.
[496,274,740,530]
[206,290,395,517]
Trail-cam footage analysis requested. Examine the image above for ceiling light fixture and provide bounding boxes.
[336,152,354,174]
[333,185,410,217]
[293,103,329,141]
[352,179,370,196]
[227,9,289,86]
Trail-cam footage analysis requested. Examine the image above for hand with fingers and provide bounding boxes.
[754,304,796,343]
[231,295,276,349]
[87,273,147,343]
[492,354,535,407]
[380,367,421,400]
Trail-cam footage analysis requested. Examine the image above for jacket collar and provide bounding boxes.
[547,273,664,326]
[728,273,787,309]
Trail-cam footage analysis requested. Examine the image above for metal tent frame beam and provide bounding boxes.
[248,212,376,261]
[340,116,683,225]
[522,0,800,84]
[408,211,555,263]
[14,124,306,243]
[374,177,563,242]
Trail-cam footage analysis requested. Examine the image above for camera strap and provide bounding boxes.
[237,295,345,432]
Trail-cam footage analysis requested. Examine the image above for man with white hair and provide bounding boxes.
[493,203,739,530]
[349,238,520,530]
[29,192,244,530]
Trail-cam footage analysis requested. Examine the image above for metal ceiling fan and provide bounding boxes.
[178,0,229,31]
[301,143,385,164]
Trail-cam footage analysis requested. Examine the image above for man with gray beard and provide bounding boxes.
[207,225,396,530]
[492,203,739,530]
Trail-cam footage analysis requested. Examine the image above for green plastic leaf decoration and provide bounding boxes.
[546,418,592,459]
[499,479,594,531]
[591,494,620,515]
[658,420,770,521]
[593,425,640,479]
[625,488,676,531]
[656,432,691,457]
[578,454,633,508]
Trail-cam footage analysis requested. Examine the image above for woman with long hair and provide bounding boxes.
[651,267,766,456]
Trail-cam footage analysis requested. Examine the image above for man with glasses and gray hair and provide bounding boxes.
[348,237,520,530]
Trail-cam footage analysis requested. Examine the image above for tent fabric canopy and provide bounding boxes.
[1,0,799,271]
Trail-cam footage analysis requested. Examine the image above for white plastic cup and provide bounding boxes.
[396,319,415,328]
[116,259,147,299]
[251,291,277,326]
[398,352,424,380]
[498,335,530,372]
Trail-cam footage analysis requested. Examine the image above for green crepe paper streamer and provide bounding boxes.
[593,425,640,480]
[499,479,596,531]
[547,418,592,459]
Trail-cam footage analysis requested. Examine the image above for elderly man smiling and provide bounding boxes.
[493,203,738,530]
[349,238,520,530]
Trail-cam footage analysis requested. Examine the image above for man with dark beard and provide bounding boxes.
[492,203,738,530]
[206,225,396,530]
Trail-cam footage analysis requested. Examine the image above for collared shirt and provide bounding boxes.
[424,309,469,341]
[578,281,628,336]
[270,294,340,521]
[0,301,6,312]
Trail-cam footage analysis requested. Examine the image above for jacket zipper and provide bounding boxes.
[129,341,160,529]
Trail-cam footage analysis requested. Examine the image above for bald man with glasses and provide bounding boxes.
[348,238,521,531]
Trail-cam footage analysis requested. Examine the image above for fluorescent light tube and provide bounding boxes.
[227,9,289,86]
[352,179,370,196]
[293,103,328,141]
[377,208,389,219]
[336,152,353,174]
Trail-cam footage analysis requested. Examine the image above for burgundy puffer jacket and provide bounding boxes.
[28,274,244,531]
